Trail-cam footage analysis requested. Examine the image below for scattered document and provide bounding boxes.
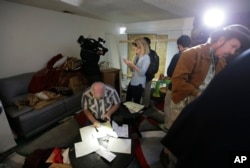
[75,123,131,160]
[97,122,118,138]
[112,121,129,138]
[62,148,70,164]
[107,137,131,154]
[92,128,108,139]
[123,101,144,113]
[97,137,109,148]
[95,146,116,162]
[74,137,100,158]
[79,125,96,141]
[76,125,101,158]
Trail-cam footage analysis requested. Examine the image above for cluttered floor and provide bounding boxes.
[0,105,166,168]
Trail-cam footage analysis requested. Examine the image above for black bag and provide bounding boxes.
[146,50,159,81]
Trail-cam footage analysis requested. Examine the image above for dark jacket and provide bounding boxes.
[161,49,250,168]
[167,52,181,90]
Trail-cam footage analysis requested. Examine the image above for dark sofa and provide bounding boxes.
[0,72,85,138]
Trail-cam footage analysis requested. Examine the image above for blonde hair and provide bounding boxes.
[132,38,150,56]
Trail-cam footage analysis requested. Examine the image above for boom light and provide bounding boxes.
[203,8,225,28]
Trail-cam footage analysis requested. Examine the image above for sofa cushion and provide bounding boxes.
[12,93,30,104]
[63,92,82,114]
[6,106,33,118]
[17,100,67,135]
[0,73,34,106]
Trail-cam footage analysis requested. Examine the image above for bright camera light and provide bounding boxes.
[203,8,225,28]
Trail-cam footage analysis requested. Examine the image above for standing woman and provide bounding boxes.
[123,38,150,104]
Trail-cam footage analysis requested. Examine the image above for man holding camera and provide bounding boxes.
[78,36,108,85]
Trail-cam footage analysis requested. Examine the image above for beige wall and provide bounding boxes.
[0,1,119,78]
[0,1,194,79]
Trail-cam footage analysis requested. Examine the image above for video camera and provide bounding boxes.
[77,35,108,56]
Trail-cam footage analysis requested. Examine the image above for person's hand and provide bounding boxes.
[102,113,111,121]
[126,61,135,69]
[127,62,134,68]
[93,121,101,128]
[123,58,129,64]
[123,58,133,67]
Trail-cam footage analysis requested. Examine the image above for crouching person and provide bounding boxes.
[81,82,120,127]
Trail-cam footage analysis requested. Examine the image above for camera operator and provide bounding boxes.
[77,36,108,85]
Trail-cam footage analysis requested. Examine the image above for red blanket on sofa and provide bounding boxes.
[28,68,61,93]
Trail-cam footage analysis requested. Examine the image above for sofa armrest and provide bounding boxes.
[0,72,34,106]
[5,106,33,118]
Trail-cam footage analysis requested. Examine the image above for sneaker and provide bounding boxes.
[159,149,170,167]
[158,124,168,133]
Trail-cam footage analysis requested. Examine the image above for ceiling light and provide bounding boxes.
[119,27,126,34]
[60,0,82,6]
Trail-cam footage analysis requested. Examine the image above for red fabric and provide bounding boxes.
[145,117,159,127]
[47,54,63,69]
[74,112,88,126]
[52,147,63,163]
[155,101,164,111]
[23,148,53,168]
[28,68,61,93]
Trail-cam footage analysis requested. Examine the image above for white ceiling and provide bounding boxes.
[5,0,250,24]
